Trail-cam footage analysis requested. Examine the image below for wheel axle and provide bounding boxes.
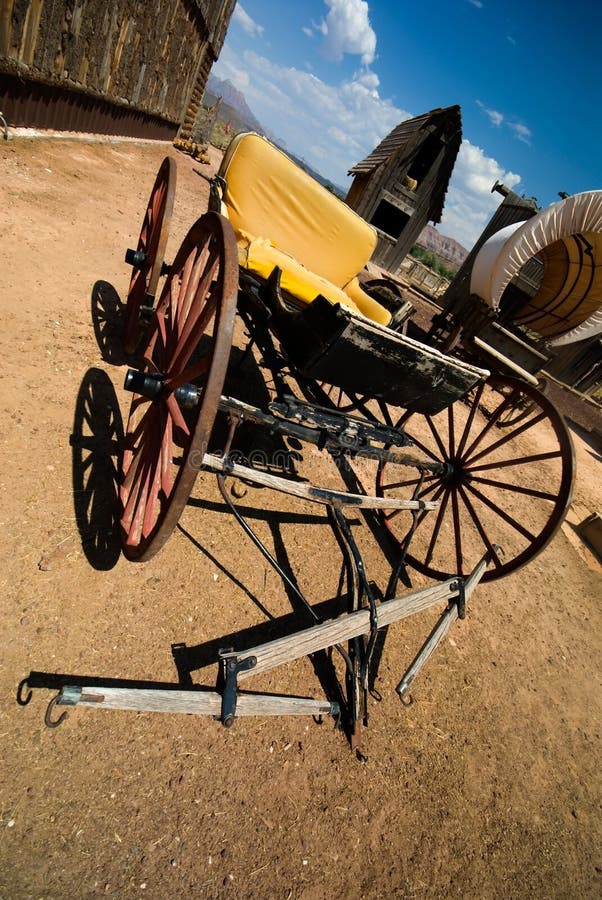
[124,368,200,409]
[125,247,147,269]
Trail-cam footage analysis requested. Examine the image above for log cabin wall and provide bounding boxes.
[0,0,235,138]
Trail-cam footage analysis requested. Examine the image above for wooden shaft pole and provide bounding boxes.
[57,686,338,718]
[235,579,461,681]
[202,453,437,511]
[395,551,493,699]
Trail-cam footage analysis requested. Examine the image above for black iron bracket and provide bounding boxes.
[450,578,467,620]
[218,651,257,727]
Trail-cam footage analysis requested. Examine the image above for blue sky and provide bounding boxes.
[213,0,600,249]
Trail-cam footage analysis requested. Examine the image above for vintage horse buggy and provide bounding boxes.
[28,133,602,744]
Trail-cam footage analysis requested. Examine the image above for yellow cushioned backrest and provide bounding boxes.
[219,132,377,289]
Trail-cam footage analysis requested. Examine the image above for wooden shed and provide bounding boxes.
[0,0,235,140]
[345,105,462,271]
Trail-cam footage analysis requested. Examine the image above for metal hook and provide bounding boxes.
[44,694,69,728]
[399,691,414,708]
[16,678,32,706]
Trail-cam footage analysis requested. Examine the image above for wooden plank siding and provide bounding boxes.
[0,0,235,135]
[346,107,462,273]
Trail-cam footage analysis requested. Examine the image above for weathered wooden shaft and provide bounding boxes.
[56,686,338,718]
[202,453,437,511]
[237,554,491,684]
[235,579,462,681]
[395,553,491,698]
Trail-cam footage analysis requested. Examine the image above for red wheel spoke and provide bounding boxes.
[175,249,200,332]
[167,355,212,393]
[170,290,218,378]
[169,260,217,374]
[121,433,155,538]
[165,393,190,436]
[161,412,174,497]
[142,423,167,539]
[126,460,154,546]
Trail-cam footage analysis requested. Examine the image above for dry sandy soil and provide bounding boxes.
[1,136,601,899]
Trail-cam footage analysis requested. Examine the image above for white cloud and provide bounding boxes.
[508,122,532,145]
[440,140,522,248]
[467,0,483,7]
[317,0,377,66]
[506,35,517,45]
[214,45,407,184]
[476,100,503,127]
[302,26,314,38]
[212,49,250,91]
[477,101,532,145]
[232,4,264,38]
[213,46,523,248]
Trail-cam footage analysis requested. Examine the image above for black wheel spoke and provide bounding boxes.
[468,474,558,502]
[463,481,536,542]
[456,382,484,458]
[461,388,520,460]
[425,414,449,461]
[465,410,548,466]
[467,449,562,473]
[457,484,503,567]
[424,488,451,567]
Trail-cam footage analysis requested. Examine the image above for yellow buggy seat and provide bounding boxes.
[215,132,391,327]
[212,132,488,413]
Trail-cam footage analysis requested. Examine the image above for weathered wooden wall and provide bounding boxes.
[437,186,539,323]
[0,0,235,135]
[347,122,457,271]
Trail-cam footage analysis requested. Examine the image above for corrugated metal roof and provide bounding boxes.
[348,105,462,224]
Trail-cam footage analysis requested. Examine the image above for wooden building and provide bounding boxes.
[434,181,539,332]
[345,105,462,271]
[0,0,235,140]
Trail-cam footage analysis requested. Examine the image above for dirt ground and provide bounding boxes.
[1,136,601,900]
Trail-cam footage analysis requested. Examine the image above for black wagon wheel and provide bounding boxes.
[496,376,548,428]
[376,375,575,582]
[123,156,177,354]
[119,212,239,561]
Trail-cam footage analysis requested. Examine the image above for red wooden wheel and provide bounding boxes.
[376,375,575,581]
[123,156,177,354]
[119,212,239,561]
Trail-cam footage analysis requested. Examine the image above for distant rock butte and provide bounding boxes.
[416,224,469,269]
